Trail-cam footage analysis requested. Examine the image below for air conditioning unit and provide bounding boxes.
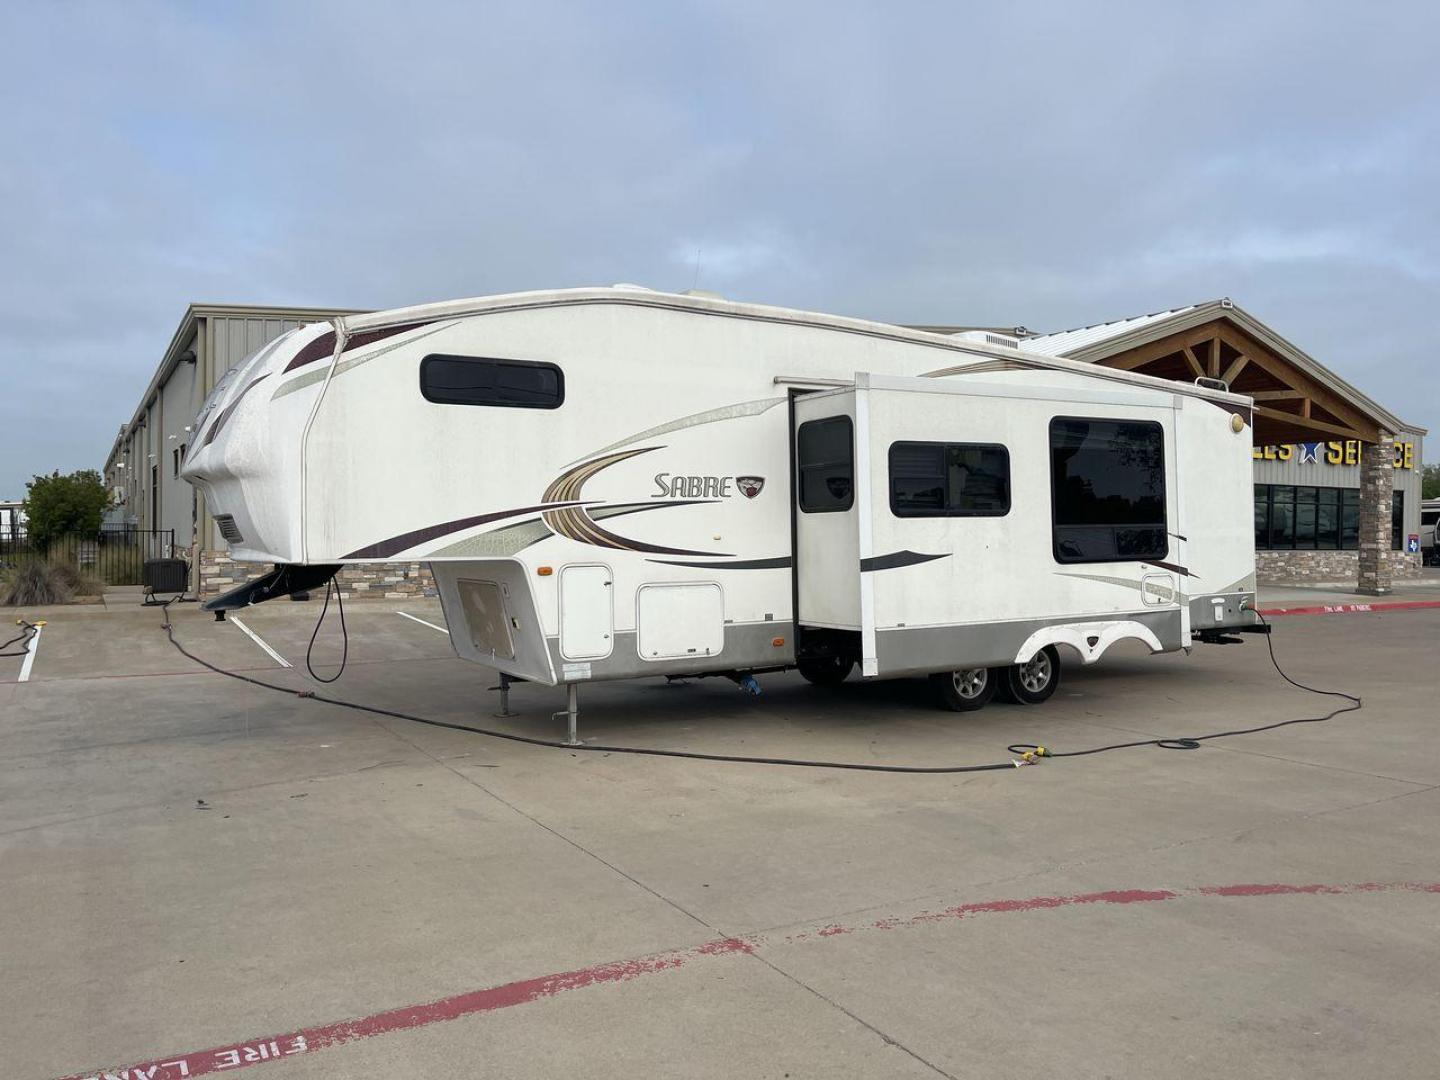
[143,558,190,602]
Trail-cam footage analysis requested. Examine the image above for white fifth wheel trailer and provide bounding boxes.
[181,286,1260,727]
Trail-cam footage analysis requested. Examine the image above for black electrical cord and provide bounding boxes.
[304,578,348,683]
[1,619,37,658]
[1006,610,1362,758]
[163,603,1361,774]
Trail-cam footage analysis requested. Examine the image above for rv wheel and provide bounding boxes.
[997,646,1061,706]
[933,667,996,711]
[797,655,855,686]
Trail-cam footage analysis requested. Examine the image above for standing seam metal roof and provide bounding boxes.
[1016,303,1206,357]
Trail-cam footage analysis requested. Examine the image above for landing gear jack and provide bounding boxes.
[493,673,518,718]
[552,683,581,746]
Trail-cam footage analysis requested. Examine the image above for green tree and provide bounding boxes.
[1423,462,1440,500]
[22,469,110,547]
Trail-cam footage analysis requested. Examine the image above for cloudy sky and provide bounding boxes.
[1,0,1436,498]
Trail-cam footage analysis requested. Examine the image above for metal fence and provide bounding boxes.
[0,527,179,586]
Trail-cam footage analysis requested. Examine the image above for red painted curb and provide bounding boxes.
[1257,598,1440,617]
[56,881,1440,1080]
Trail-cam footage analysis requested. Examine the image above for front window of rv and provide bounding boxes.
[419,355,564,408]
[889,442,1010,517]
[1049,418,1167,563]
[797,416,854,512]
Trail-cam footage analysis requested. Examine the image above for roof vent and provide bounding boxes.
[984,334,1020,349]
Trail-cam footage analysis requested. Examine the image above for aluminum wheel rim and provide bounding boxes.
[1018,652,1051,694]
[952,668,987,699]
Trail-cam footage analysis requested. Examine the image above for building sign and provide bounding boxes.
[1253,440,1416,470]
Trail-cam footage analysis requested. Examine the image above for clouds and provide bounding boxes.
[1,0,1437,496]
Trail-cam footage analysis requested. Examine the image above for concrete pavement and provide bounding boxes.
[2,598,1438,1079]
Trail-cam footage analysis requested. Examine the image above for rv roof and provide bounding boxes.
[330,286,1251,412]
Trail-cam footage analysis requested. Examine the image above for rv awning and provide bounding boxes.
[1018,300,1412,446]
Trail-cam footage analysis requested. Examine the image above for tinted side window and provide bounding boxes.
[420,355,564,409]
[1049,418,1167,563]
[797,416,854,513]
[890,442,1010,517]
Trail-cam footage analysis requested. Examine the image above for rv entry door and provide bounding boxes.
[792,389,863,641]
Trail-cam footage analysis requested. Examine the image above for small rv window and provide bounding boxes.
[797,416,854,513]
[1049,418,1167,563]
[889,442,1010,517]
[419,355,564,409]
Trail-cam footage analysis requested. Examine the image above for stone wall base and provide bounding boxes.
[198,552,437,600]
[1256,549,1421,585]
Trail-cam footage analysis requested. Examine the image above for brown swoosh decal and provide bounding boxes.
[860,550,949,572]
[343,501,587,559]
[283,320,437,374]
[200,373,270,448]
[541,448,730,557]
[1144,560,1195,579]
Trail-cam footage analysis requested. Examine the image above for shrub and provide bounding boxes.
[23,470,110,549]
[2,560,74,606]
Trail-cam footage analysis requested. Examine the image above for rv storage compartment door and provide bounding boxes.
[792,389,862,633]
[637,583,724,660]
[458,579,517,661]
[559,564,613,660]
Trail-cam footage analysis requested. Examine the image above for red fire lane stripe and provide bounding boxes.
[1257,599,1440,617]
[56,882,1440,1080]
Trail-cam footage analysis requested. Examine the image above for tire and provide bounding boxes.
[797,655,854,686]
[932,666,996,711]
[998,646,1061,706]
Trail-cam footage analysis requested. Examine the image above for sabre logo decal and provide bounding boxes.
[651,473,766,499]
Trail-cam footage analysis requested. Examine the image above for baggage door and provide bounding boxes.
[792,388,863,636]
[559,563,613,660]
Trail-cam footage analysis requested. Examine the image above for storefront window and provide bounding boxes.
[1294,487,1318,548]
[1255,484,1367,551]
[1392,491,1404,550]
[1316,488,1340,549]
[1340,489,1360,549]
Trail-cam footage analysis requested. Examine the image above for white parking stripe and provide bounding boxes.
[18,624,41,682]
[396,611,450,635]
[230,616,293,667]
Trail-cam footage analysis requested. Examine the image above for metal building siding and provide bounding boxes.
[203,315,323,394]
[1251,451,1363,488]
[157,357,197,544]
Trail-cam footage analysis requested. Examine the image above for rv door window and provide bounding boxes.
[419,355,564,409]
[889,442,1010,517]
[797,416,854,513]
[1049,418,1167,563]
